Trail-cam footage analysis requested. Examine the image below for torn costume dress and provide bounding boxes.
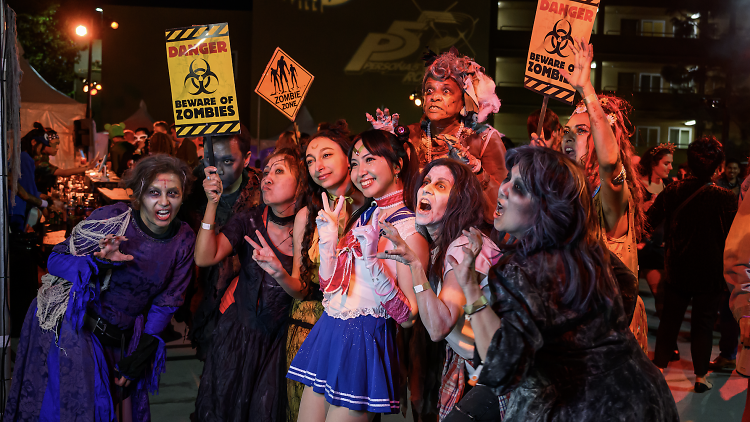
[476,253,679,422]
[4,202,195,421]
[287,193,418,414]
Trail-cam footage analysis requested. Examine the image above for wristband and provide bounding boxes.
[463,295,489,315]
[201,222,215,230]
[583,93,598,105]
[413,281,431,294]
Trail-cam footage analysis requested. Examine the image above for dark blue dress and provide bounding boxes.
[4,203,195,421]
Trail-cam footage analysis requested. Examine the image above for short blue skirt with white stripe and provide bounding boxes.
[287,312,400,414]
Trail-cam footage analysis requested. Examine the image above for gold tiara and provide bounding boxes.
[651,142,675,155]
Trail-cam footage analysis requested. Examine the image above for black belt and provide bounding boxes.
[83,313,132,348]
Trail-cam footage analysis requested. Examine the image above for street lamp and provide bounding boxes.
[75,9,118,119]
[75,20,94,118]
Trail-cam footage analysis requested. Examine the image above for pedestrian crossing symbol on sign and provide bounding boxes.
[255,48,314,121]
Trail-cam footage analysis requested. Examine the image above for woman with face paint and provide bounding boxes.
[559,38,648,354]
[287,129,429,422]
[442,146,678,422]
[377,158,510,419]
[5,154,196,422]
[367,47,507,228]
[193,148,306,422]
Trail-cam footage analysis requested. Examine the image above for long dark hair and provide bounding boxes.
[638,144,675,182]
[299,120,356,289]
[503,146,618,312]
[414,158,485,290]
[348,128,418,210]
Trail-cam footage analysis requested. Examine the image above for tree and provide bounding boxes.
[17,3,84,96]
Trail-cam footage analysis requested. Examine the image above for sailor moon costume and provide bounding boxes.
[287,192,417,413]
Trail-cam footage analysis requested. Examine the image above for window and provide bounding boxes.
[617,72,636,91]
[620,19,639,36]
[639,73,662,93]
[636,126,660,147]
[668,127,693,148]
[641,20,666,37]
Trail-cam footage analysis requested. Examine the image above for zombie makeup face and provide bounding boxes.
[305,137,350,192]
[494,165,533,238]
[139,172,183,234]
[350,140,401,199]
[416,165,454,237]
[261,157,298,208]
[562,113,591,164]
[213,138,248,193]
[423,77,464,123]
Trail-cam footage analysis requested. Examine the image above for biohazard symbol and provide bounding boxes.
[544,20,575,58]
[184,59,219,95]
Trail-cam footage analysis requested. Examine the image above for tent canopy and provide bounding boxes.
[19,46,86,169]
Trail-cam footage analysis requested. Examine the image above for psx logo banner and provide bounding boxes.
[345,11,478,83]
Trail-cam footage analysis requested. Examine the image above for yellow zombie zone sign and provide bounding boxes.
[165,22,240,136]
[255,48,314,121]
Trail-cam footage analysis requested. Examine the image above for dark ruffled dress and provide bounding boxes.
[195,206,294,422]
[478,252,679,422]
[4,203,195,421]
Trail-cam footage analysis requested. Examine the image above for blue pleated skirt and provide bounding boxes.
[286,312,400,413]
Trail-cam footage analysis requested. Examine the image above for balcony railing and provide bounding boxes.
[603,85,698,94]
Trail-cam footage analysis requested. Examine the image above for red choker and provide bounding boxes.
[375,189,404,209]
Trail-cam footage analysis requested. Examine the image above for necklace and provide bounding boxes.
[424,121,465,163]
[375,189,404,209]
[264,209,293,248]
[267,206,295,226]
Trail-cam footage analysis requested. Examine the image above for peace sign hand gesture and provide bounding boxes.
[560,37,594,94]
[245,230,287,280]
[352,207,382,259]
[377,221,419,266]
[316,192,345,248]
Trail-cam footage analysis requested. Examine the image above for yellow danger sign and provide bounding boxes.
[165,22,240,137]
[255,48,313,121]
[524,0,599,104]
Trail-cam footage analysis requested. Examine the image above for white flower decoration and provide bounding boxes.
[607,113,617,126]
[574,104,587,115]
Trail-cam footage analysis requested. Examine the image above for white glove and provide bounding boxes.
[353,208,398,300]
[316,192,345,281]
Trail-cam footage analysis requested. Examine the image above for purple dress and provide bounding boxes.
[4,202,195,421]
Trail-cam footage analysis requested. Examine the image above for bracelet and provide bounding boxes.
[201,222,215,230]
[583,93,598,105]
[413,281,431,294]
[463,295,489,315]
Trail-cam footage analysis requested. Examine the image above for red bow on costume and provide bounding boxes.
[319,231,361,295]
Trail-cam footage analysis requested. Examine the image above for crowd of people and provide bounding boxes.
[3,37,749,422]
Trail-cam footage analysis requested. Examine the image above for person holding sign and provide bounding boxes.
[288,129,429,421]
[559,38,649,354]
[193,148,306,422]
[367,47,507,227]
